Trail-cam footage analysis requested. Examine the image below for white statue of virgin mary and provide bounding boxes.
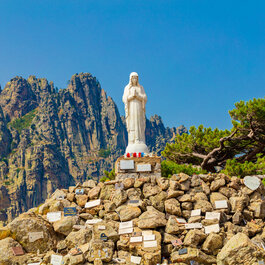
[122,72,149,154]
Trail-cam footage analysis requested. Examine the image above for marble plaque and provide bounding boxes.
[75,188,84,195]
[119,221,133,229]
[28,232,44,242]
[86,219,102,224]
[185,223,202,229]
[73,225,86,230]
[130,236,143,243]
[69,247,82,256]
[56,194,65,200]
[204,224,220,234]
[143,234,155,241]
[130,255,141,264]
[191,209,201,217]
[98,225,106,230]
[85,199,101,208]
[64,207,77,216]
[143,240,157,248]
[47,212,61,222]
[205,212,220,220]
[50,254,63,265]
[136,164,152,172]
[120,160,134,170]
[176,218,187,224]
[119,227,133,235]
[128,200,141,206]
[215,200,228,209]
[171,238,183,246]
[11,246,24,256]
[244,176,260,191]
[178,248,188,255]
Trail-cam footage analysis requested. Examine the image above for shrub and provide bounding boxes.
[100,168,115,182]
[222,154,265,177]
[98,148,111,158]
[8,108,38,134]
[161,160,207,178]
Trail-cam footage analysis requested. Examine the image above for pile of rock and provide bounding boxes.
[1,172,265,265]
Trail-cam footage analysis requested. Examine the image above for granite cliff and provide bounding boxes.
[0,73,187,224]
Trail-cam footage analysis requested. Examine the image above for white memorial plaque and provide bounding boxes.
[131,255,141,264]
[130,236,143,243]
[191,209,201,217]
[47,212,61,222]
[185,223,203,229]
[136,164,152,172]
[205,212,221,220]
[50,254,63,265]
[143,234,155,241]
[215,200,228,209]
[85,199,101,208]
[28,232,44,242]
[244,176,260,191]
[119,227,133,235]
[73,225,86,230]
[86,219,102,224]
[119,221,133,229]
[120,160,134,170]
[176,218,187,224]
[143,240,157,248]
[98,225,106,230]
[204,224,220,234]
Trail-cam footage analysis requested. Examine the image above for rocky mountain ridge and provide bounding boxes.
[0,73,187,224]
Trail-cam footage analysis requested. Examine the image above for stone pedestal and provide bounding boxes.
[115,155,161,181]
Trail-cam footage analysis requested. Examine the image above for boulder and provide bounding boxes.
[165,198,181,216]
[53,216,78,236]
[210,178,226,191]
[7,212,57,253]
[88,186,101,199]
[138,206,167,229]
[165,215,185,234]
[116,205,141,221]
[171,247,216,264]
[112,189,128,207]
[0,237,25,264]
[143,183,161,198]
[183,229,206,247]
[65,228,93,248]
[217,233,264,265]
[202,233,223,254]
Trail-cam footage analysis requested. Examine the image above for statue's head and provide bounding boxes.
[130,72,139,86]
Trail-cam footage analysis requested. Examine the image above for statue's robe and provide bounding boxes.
[122,85,147,145]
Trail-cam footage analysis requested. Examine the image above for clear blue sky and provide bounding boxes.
[0,1,264,130]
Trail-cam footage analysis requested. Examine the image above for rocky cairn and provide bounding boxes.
[1,156,265,265]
